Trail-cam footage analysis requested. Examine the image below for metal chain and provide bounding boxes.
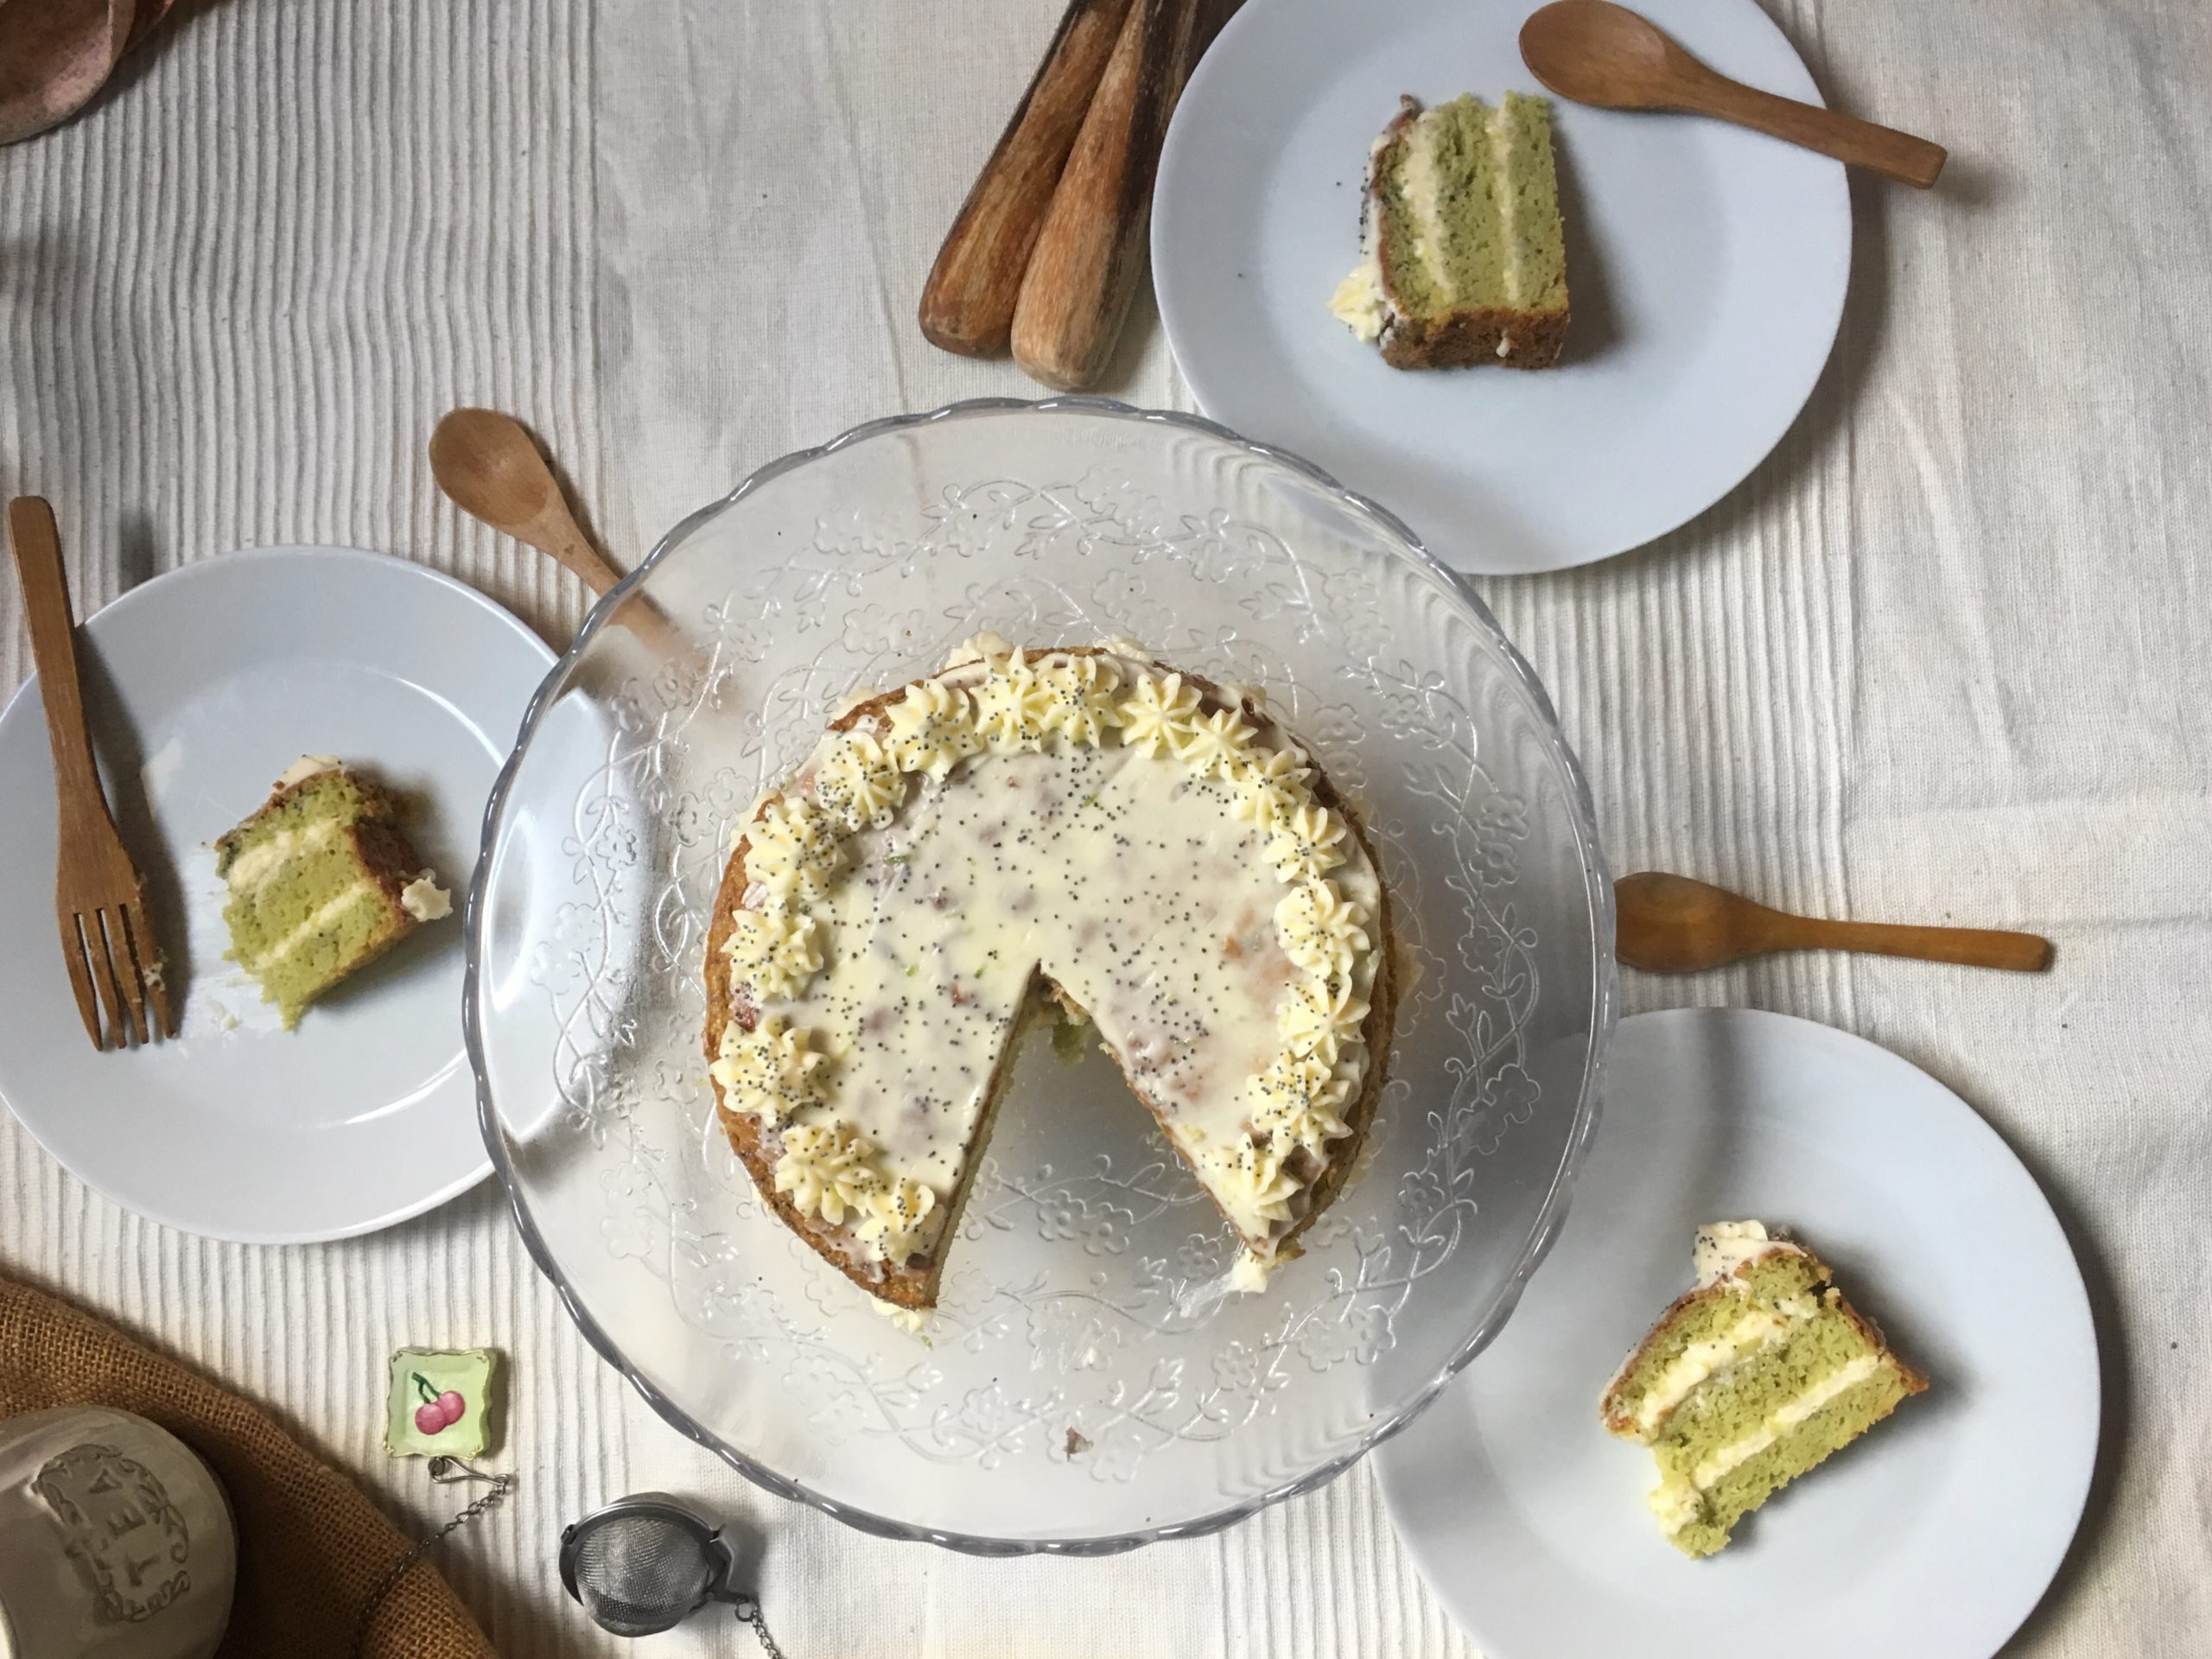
[733,1593,789,1659]
[349,1457,512,1659]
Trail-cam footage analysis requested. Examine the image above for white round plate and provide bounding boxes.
[1154,0,1851,574]
[1377,1007,2098,1659]
[0,547,554,1243]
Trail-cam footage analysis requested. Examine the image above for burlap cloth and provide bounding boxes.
[0,1272,497,1658]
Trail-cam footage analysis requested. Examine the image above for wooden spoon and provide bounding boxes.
[1520,0,1946,188]
[1009,0,1199,391]
[429,408,669,645]
[1616,873,2052,974]
[920,0,1136,357]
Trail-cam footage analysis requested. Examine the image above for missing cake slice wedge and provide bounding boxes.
[1601,1220,1928,1558]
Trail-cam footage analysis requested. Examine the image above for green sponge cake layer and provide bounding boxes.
[215,760,448,1027]
[1602,1247,1826,1440]
[1602,1222,1927,1559]
[1331,92,1570,370]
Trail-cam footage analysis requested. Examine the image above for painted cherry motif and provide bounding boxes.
[411,1372,467,1437]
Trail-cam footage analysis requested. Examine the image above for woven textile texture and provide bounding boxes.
[3,1,2209,1655]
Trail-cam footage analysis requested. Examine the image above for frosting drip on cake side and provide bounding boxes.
[710,642,1386,1271]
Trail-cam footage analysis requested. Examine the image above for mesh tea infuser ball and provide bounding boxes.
[559,1493,785,1654]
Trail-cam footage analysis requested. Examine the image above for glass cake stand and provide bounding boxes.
[467,398,1616,1553]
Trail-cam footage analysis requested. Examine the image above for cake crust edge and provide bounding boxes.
[1380,306,1571,372]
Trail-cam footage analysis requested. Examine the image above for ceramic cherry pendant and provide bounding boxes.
[412,1372,466,1435]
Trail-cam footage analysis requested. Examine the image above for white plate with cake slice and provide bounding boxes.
[1376,1008,2098,1659]
[1153,0,1853,574]
[0,547,553,1242]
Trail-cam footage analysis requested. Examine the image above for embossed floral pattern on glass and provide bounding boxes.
[469,399,1613,1553]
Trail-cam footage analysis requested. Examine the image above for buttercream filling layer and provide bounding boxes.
[223,817,346,893]
[241,882,381,968]
[1630,1306,1799,1437]
[1686,1354,1886,1493]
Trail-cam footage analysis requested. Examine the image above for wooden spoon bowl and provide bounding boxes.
[429,408,673,648]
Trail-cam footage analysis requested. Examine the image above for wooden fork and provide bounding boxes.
[7,498,174,1047]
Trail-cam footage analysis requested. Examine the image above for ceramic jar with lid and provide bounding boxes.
[0,1407,236,1659]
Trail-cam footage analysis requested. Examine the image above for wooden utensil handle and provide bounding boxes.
[921,0,1136,357]
[1688,73,1945,188]
[7,498,106,803]
[533,518,622,597]
[1010,0,1198,391]
[1795,916,2052,972]
[530,517,684,650]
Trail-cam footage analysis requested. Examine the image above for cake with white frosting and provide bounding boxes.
[1602,1221,1928,1558]
[702,638,1396,1315]
[214,756,451,1028]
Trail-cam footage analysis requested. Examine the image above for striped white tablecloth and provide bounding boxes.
[3,2,2207,1653]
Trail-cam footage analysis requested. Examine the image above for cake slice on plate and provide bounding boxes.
[1331,92,1571,370]
[214,756,451,1027]
[1602,1220,1928,1558]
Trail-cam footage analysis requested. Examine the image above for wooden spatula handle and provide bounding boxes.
[7,498,105,805]
[1010,0,1198,391]
[1687,72,1945,188]
[1783,915,2052,971]
[921,0,1136,357]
